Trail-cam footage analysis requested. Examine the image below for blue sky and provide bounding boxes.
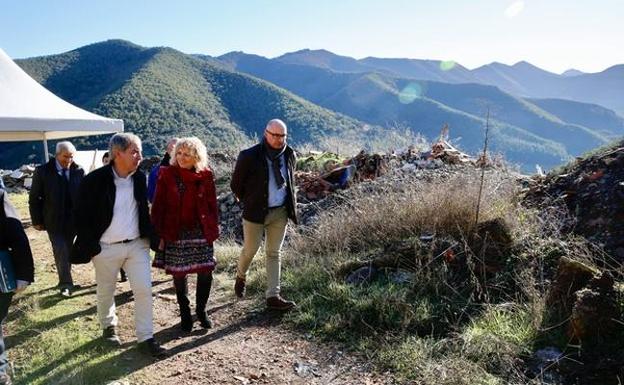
[1,0,622,73]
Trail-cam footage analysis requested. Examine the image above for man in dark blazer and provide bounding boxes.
[230,119,298,311]
[71,133,166,358]
[29,141,83,297]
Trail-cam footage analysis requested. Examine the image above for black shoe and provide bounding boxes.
[180,310,193,332]
[266,296,296,311]
[102,326,121,346]
[138,338,167,358]
[197,311,212,329]
[234,277,246,298]
[119,269,128,283]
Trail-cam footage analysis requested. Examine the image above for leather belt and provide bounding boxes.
[110,238,137,244]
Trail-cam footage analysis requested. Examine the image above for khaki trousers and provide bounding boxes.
[237,207,288,298]
[92,238,154,342]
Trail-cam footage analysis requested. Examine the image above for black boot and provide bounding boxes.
[173,276,193,332]
[119,268,128,282]
[196,272,213,329]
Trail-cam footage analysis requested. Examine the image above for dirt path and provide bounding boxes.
[26,227,392,385]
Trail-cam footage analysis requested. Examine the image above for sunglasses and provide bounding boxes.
[265,130,287,138]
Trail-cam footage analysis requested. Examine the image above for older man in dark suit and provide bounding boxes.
[29,141,83,297]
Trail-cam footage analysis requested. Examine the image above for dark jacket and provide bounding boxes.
[29,159,84,234]
[70,164,153,264]
[0,191,35,283]
[151,166,219,243]
[230,143,298,224]
[147,152,171,203]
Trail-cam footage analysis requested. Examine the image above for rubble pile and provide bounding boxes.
[524,141,624,261]
[138,156,161,175]
[217,192,244,241]
[1,165,35,192]
[295,140,478,202]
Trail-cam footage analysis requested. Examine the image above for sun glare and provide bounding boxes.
[440,60,457,71]
[505,1,525,18]
[398,82,423,104]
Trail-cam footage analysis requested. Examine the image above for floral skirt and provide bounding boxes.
[153,227,216,277]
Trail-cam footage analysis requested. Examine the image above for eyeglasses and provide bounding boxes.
[265,130,287,138]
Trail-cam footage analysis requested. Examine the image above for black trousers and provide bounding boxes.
[0,292,14,376]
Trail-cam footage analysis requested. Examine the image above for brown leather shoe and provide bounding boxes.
[234,277,246,298]
[266,296,296,311]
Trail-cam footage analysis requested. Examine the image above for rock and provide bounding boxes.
[232,375,249,384]
[293,361,320,378]
[469,218,513,273]
[546,256,597,316]
[156,293,177,302]
[345,266,378,285]
[528,347,565,384]
[569,272,620,344]
[401,163,417,172]
[524,143,624,262]
[385,269,414,285]
[248,372,260,380]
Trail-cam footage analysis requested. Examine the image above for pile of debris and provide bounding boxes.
[1,165,36,192]
[296,139,477,202]
[217,192,243,241]
[523,141,624,261]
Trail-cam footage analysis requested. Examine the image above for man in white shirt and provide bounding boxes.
[71,133,166,358]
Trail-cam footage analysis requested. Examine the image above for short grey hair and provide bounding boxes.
[109,133,142,160]
[265,119,287,132]
[56,141,76,155]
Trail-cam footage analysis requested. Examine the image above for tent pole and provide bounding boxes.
[43,134,49,162]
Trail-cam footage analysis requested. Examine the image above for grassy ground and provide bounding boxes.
[276,171,612,384]
[5,224,146,385]
[6,191,29,220]
[2,200,249,385]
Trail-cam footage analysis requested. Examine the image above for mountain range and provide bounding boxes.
[215,50,624,169]
[263,49,624,116]
[2,41,366,168]
[1,40,623,172]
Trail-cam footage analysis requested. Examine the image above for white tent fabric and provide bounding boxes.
[74,149,108,174]
[0,48,123,143]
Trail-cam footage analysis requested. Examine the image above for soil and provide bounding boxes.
[24,227,393,385]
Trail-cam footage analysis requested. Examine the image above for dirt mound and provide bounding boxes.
[524,141,624,261]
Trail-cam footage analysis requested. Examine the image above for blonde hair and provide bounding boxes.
[170,137,209,171]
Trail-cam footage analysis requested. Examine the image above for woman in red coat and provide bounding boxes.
[151,137,219,331]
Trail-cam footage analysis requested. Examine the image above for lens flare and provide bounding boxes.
[440,60,456,71]
[505,1,525,18]
[398,82,423,104]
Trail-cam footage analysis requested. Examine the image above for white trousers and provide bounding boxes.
[92,238,154,342]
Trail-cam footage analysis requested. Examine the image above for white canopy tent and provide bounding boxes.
[0,48,123,161]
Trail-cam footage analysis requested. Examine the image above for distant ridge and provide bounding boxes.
[0,40,368,168]
[1,40,622,172]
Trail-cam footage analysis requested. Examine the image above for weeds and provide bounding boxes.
[281,167,609,383]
